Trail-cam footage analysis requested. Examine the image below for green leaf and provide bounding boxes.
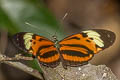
[0,7,19,34]
[29,59,42,73]
[0,0,64,39]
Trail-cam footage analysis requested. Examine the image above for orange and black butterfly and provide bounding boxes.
[12,29,115,68]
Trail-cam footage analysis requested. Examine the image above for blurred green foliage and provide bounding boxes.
[0,0,64,72]
[0,0,64,38]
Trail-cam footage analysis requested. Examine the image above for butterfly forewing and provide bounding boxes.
[12,32,60,68]
[59,29,116,67]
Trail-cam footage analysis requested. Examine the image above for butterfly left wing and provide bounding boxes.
[12,32,60,68]
[59,29,116,67]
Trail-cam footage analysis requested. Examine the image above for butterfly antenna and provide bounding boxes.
[53,13,68,36]
[25,22,52,36]
[62,13,68,20]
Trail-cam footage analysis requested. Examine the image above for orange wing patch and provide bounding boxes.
[38,54,60,63]
[62,54,93,62]
[31,35,54,56]
[30,35,60,67]
[59,34,99,53]
[60,46,88,54]
[59,34,95,67]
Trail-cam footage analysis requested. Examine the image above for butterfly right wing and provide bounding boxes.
[59,29,116,67]
[12,32,60,68]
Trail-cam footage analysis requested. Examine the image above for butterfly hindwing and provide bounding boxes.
[12,32,60,68]
[59,29,115,67]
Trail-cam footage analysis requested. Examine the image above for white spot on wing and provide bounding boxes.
[23,33,33,50]
[83,30,104,47]
[107,34,110,38]
[83,30,100,37]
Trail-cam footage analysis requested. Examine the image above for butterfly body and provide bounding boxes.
[12,29,115,68]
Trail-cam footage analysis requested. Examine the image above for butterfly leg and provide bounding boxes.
[62,61,68,69]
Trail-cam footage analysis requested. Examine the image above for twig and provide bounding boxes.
[0,54,33,61]
[0,53,44,80]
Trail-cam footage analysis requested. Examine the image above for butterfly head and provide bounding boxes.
[52,35,58,43]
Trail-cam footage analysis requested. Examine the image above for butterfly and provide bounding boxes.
[12,29,116,69]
